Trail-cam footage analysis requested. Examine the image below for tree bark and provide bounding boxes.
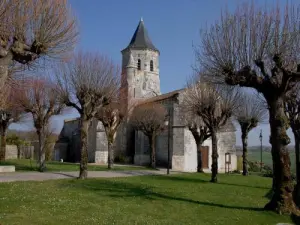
[293,134,300,206]
[241,131,249,176]
[0,128,6,161]
[210,130,218,183]
[107,140,114,169]
[17,146,20,159]
[295,135,300,185]
[37,129,46,172]
[196,141,204,173]
[148,135,156,169]
[264,97,298,214]
[79,119,89,179]
[0,56,11,84]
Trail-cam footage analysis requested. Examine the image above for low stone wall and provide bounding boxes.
[20,146,34,159]
[5,145,35,160]
[95,151,108,164]
[5,145,18,159]
[0,166,15,172]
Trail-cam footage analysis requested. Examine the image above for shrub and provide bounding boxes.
[248,161,261,172]
[114,154,126,163]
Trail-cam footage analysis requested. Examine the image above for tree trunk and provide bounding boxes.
[148,135,156,169]
[295,135,300,185]
[0,57,11,85]
[210,130,218,183]
[293,133,300,206]
[264,97,298,214]
[37,130,46,172]
[107,141,114,169]
[79,119,89,179]
[196,141,204,173]
[0,128,6,161]
[241,131,249,176]
[17,146,20,159]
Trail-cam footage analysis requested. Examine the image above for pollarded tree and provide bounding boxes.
[96,102,127,169]
[196,2,300,214]
[182,81,239,183]
[16,78,63,172]
[234,92,267,176]
[55,52,119,179]
[181,109,210,172]
[0,79,23,161]
[0,0,78,84]
[285,87,300,205]
[130,102,167,169]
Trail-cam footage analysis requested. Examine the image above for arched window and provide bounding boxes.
[150,60,154,72]
[137,59,141,70]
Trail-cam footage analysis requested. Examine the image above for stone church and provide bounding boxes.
[54,19,237,172]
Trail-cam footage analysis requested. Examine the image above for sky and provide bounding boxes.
[9,0,298,146]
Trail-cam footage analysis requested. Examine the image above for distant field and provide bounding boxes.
[239,149,296,173]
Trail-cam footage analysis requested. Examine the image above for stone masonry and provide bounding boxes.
[56,18,237,172]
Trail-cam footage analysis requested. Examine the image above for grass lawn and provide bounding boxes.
[0,173,297,225]
[0,159,153,172]
[248,151,296,173]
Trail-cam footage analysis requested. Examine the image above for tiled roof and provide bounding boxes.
[123,18,158,52]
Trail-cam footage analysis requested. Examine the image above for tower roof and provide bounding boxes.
[122,18,158,52]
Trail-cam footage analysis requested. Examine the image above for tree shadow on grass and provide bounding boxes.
[151,174,270,190]
[64,179,264,212]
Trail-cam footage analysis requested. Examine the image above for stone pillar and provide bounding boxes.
[95,122,108,164]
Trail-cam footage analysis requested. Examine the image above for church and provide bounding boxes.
[54,19,237,172]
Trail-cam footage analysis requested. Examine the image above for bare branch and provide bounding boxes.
[197,2,300,95]
[0,0,78,84]
[130,102,167,137]
[54,51,120,120]
[234,91,267,132]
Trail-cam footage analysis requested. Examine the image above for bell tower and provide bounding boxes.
[121,18,160,106]
[117,18,161,162]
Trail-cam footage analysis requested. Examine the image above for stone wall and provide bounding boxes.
[20,146,34,159]
[201,131,237,173]
[5,145,18,159]
[122,49,160,99]
[95,121,108,164]
[4,145,34,160]
[217,131,237,172]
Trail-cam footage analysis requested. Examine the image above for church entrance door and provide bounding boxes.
[200,146,209,169]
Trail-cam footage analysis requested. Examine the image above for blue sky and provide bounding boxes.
[10,0,297,146]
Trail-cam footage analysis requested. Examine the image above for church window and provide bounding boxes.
[133,88,135,97]
[137,59,141,70]
[150,60,154,71]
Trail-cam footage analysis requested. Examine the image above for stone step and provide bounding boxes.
[0,166,15,172]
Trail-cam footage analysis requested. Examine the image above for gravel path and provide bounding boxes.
[0,170,169,183]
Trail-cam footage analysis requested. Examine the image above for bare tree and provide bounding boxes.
[55,52,119,179]
[96,101,127,169]
[0,79,23,160]
[234,92,267,176]
[130,102,167,169]
[181,109,210,172]
[196,2,300,213]
[0,0,78,85]
[182,81,239,182]
[16,78,63,172]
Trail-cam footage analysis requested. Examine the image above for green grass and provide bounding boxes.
[0,159,153,172]
[248,151,296,173]
[0,173,297,225]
